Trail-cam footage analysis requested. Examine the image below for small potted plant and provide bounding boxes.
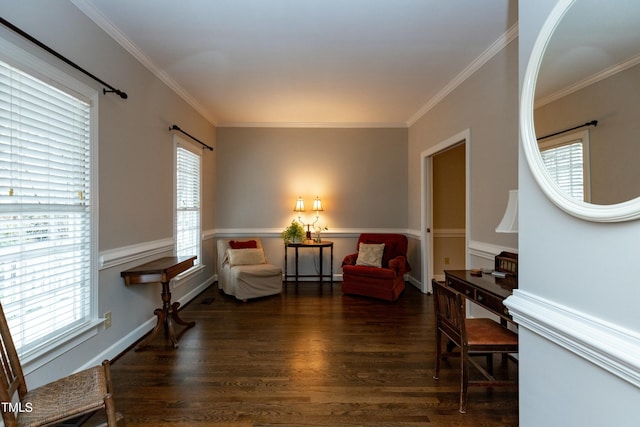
[281,220,305,244]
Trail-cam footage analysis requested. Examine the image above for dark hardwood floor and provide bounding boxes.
[107,282,518,426]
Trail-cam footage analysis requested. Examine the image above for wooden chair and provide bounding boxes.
[431,279,518,413]
[0,302,120,427]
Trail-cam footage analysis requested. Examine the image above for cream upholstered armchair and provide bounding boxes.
[217,237,282,301]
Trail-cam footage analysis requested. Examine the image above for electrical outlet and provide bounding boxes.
[104,311,112,329]
[444,257,450,265]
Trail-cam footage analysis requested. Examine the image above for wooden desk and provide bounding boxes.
[121,256,196,350]
[284,241,333,285]
[444,270,517,322]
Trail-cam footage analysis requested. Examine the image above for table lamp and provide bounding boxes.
[294,196,324,240]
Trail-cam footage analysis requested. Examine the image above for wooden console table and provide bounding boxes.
[121,256,197,350]
[284,241,333,285]
[444,270,517,323]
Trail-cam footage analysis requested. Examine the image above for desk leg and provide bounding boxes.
[330,245,333,286]
[135,280,196,351]
[284,245,288,286]
[171,301,196,330]
[295,246,299,285]
[319,246,324,285]
[135,307,165,351]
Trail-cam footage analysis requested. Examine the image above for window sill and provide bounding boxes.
[172,264,205,288]
[20,318,103,376]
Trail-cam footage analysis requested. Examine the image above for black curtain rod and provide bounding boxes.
[0,17,128,99]
[537,120,598,141]
[170,125,214,151]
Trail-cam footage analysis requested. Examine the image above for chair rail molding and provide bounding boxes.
[469,240,517,261]
[99,238,175,270]
[433,228,465,238]
[505,290,640,389]
[212,228,413,238]
[203,228,216,240]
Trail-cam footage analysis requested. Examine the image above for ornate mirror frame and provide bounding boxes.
[520,0,640,222]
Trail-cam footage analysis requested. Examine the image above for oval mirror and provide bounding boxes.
[521,0,640,221]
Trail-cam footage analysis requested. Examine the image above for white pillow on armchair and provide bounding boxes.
[355,243,385,268]
[227,248,266,266]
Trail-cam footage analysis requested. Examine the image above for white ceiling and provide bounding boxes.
[535,0,640,106]
[72,0,517,127]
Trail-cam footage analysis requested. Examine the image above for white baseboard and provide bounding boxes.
[505,290,640,389]
[406,275,424,292]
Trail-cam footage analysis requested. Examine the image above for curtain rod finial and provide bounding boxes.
[103,88,128,99]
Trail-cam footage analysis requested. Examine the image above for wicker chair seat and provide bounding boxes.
[17,366,108,427]
[0,300,119,427]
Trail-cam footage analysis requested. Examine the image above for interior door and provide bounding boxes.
[422,130,469,293]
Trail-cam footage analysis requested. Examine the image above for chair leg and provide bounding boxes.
[486,353,494,376]
[433,329,441,380]
[101,360,119,426]
[102,360,113,391]
[103,393,118,427]
[460,348,469,414]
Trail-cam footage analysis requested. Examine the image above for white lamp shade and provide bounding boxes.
[496,190,518,233]
[312,197,323,212]
[294,197,305,212]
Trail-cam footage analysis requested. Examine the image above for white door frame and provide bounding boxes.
[420,129,471,293]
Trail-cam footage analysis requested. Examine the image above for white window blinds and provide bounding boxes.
[539,129,590,202]
[0,59,93,356]
[176,143,201,265]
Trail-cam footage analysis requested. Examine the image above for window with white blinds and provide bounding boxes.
[175,141,201,266]
[0,57,96,358]
[539,129,591,202]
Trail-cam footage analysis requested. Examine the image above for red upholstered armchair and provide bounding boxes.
[341,233,411,301]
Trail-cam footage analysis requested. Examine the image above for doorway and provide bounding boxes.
[421,129,470,293]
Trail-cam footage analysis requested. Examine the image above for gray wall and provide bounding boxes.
[408,35,519,263]
[517,0,640,425]
[534,63,640,204]
[216,127,408,229]
[1,1,216,387]
[215,127,408,279]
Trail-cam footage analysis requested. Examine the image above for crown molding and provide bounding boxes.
[73,1,517,130]
[216,121,408,129]
[407,23,519,126]
[535,53,640,108]
[71,0,216,125]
